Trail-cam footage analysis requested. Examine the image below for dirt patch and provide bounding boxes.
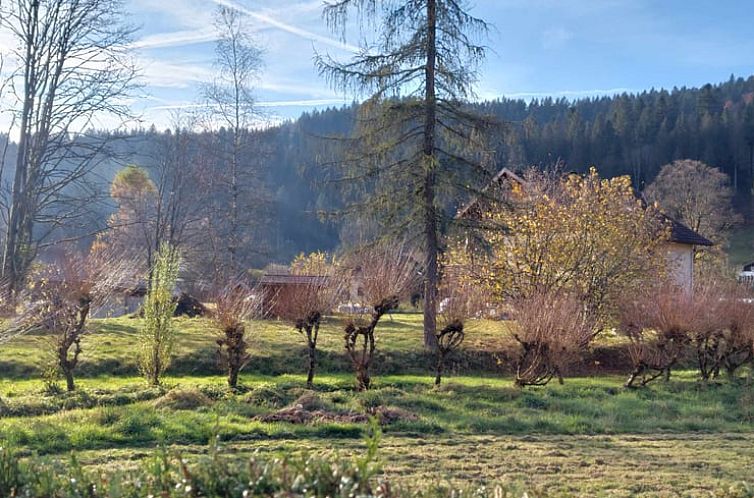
[257,404,418,425]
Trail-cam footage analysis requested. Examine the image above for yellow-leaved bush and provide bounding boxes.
[453,168,669,319]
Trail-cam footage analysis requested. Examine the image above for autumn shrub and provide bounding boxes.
[509,290,597,387]
[139,244,180,386]
[458,168,667,320]
[343,243,419,390]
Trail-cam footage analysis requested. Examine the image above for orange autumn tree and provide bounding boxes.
[451,168,669,385]
[92,165,157,270]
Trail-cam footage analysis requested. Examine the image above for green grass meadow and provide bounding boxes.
[2,312,754,496]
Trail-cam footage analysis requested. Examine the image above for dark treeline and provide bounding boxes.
[484,74,754,196]
[9,74,754,268]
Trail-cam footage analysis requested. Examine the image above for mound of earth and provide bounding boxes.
[257,402,417,425]
[174,293,207,317]
[153,388,212,410]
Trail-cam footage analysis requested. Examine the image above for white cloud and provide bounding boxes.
[541,27,573,50]
[132,28,218,50]
[146,97,348,111]
[211,0,360,53]
[139,58,212,89]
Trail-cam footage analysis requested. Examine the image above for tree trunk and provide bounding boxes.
[306,344,316,389]
[63,367,75,392]
[228,368,239,389]
[422,0,439,349]
[434,351,444,386]
[357,368,370,391]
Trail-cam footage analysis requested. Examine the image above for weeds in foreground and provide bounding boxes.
[0,420,540,498]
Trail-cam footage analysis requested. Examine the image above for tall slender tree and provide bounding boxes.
[0,0,138,298]
[202,5,269,278]
[317,0,494,346]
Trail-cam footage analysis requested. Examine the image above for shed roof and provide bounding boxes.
[259,274,329,285]
[665,217,713,246]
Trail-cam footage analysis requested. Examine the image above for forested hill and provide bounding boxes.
[290,74,754,191]
[16,75,752,267]
[261,74,754,260]
[478,74,754,193]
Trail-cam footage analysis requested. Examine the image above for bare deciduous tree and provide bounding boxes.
[201,6,269,277]
[645,159,740,243]
[0,0,138,298]
[18,247,134,391]
[645,159,740,275]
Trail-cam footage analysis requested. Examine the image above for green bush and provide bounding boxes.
[139,244,180,386]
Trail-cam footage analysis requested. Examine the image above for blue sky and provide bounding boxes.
[128,0,754,129]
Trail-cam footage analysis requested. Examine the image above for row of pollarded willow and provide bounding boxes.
[275,244,481,390]
[9,240,754,392]
[502,281,754,389]
[1,239,483,393]
[618,280,754,387]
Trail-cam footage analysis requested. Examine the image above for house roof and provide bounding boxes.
[665,217,713,246]
[458,166,714,247]
[455,167,523,219]
[259,274,329,285]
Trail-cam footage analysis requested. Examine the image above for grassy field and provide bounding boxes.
[1,313,754,496]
